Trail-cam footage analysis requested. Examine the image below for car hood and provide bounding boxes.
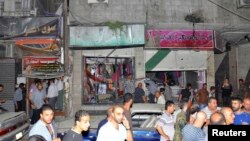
[0,111,27,127]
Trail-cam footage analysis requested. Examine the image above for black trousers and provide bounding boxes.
[148,93,155,103]
[15,101,23,112]
[222,96,231,107]
[31,109,40,124]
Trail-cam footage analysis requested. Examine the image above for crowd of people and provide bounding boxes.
[25,90,250,141]
[27,93,134,141]
[1,76,250,141]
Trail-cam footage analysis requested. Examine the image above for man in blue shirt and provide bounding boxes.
[29,104,61,141]
[14,83,24,112]
[231,97,250,125]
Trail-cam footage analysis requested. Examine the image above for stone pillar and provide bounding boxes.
[207,51,215,89]
[229,47,237,95]
[71,50,82,115]
[134,47,145,80]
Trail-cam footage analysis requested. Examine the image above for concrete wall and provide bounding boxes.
[228,43,250,93]
[69,0,250,27]
[237,43,250,87]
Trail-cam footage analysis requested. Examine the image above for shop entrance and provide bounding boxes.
[82,56,135,104]
[145,70,206,103]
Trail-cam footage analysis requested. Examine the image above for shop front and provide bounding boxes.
[145,29,215,101]
[69,24,145,105]
[11,17,64,115]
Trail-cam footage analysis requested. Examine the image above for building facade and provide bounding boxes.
[67,0,250,113]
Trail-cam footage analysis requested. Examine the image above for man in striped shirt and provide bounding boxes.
[182,111,207,141]
[155,100,176,141]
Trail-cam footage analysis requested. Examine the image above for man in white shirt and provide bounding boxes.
[97,105,133,141]
[56,77,64,110]
[155,91,166,104]
[47,79,58,110]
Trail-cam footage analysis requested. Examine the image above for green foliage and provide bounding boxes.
[105,21,126,32]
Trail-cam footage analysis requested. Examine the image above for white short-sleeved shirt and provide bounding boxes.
[155,111,175,141]
[157,95,166,105]
[47,83,58,98]
[97,121,127,141]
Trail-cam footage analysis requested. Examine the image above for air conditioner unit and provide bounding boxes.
[88,0,108,4]
[238,0,250,8]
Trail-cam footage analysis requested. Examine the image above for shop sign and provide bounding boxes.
[69,24,145,48]
[0,17,60,39]
[146,30,214,49]
[15,38,60,55]
[22,56,63,76]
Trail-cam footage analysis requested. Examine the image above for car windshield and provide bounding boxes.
[132,112,161,128]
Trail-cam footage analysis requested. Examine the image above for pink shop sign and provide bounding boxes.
[146,30,214,49]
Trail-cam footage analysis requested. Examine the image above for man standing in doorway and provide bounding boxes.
[14,83,25,112]
[196,83,209,110]
[56,77,64,110]
[124,74,135,95]
[47,79,58,110]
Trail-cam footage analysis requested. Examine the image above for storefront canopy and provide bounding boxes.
[21,73,65,79]
[22,56,64,79]
[69,24,145,48]
[145,50,208,71]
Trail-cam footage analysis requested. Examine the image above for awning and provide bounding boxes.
[21,73,65,79]
[145,50,208,71]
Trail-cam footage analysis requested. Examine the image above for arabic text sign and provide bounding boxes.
[146,30,214,49]
[22,56,62,75]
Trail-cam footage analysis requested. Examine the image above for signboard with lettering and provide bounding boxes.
[146,30,214,49]
[69,24,145,47]
[22,56,63,76]
[15,38,60,55]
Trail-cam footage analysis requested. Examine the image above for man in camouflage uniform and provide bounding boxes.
[174,102,188,141]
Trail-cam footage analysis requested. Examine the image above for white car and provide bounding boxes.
[131,103,164,128]
[0,108,30,141]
